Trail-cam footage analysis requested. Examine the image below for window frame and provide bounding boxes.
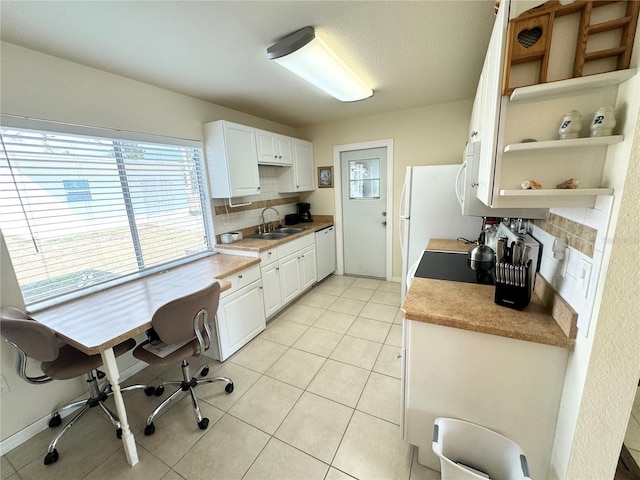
[0,115,215,312]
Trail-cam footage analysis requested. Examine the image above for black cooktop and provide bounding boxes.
[414,251,494,285]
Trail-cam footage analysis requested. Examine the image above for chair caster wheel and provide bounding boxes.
[44,449,59,465]
[48,414,62,428]
[116,428,122,439]
[201,366,209,376]
[198,418,209,430]
[144,423,156,436]
[144,386,155,396]
[154,385,165,397]
[225,383,234,394]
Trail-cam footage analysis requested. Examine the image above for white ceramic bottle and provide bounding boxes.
[591,106,616,137]
[558,110,582,139]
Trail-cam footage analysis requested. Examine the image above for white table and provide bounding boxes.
[32,255,248,465]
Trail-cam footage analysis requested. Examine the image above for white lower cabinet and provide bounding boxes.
[210,265,266,361]
[402,319,568,478]
[261,262,282,318]
[259,234,317,319]
[279,252,302,305]
[300,244,317,290]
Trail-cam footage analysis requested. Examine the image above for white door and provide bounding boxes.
[341,147,387,278]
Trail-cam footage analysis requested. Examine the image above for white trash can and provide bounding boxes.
[432,417,531,480]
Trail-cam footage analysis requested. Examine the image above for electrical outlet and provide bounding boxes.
[577,258,592,299]
[0,374,10,395]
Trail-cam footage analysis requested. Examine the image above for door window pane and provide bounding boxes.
[348,159,380,199]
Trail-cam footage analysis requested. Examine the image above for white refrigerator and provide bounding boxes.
[400,165,483,298]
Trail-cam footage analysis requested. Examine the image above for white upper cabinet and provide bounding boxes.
[475,0,510,206]
[203,120,261,198]
[256,129,293,166]
[474,0,634,209]
[277,139,315,192]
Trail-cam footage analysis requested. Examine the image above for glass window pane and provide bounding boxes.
[0,127,211,306]
[348,159,380,199]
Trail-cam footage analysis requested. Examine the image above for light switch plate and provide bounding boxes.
[578,258,592,299]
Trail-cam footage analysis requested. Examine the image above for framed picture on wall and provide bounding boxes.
[318,166,333,188]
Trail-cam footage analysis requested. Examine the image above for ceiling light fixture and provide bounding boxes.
[267,26,373,102]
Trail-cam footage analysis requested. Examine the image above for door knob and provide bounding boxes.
[382,221,387,227]
[382,211,387,216]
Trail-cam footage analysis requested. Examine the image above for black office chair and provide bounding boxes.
[133,281,233,436]
[0,306,154,465]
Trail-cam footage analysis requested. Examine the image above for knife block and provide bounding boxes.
[494,262,531,310]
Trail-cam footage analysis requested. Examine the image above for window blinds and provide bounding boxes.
[0,126,212,307]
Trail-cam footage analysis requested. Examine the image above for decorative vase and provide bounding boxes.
[590,106,616,137]
[558,110,582,139]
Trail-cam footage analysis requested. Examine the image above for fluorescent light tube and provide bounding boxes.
[267,26,373,102]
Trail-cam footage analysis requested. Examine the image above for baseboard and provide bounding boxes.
[0,360,148,456]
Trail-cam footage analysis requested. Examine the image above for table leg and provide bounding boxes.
[100,348,139,466]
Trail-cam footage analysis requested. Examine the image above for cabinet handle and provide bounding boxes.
[396,353,402,359]
[257,186,261,190]
[268,252,272,256]
[471,130,478,137]
[238,274,243,279]
[276,267,279,271]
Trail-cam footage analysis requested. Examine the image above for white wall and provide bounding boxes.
[296,100,474,278]
[0,41,295,444]
[539,68,640,479]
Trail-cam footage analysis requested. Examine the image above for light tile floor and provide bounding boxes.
[1,275,441,480]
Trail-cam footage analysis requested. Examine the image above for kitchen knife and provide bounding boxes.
[515,236,526,265]
[497,237,506,264]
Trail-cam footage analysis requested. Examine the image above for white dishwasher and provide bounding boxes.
[315,226,336,281]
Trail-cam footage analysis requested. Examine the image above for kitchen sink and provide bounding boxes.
[249,227,306,240]
[249,232,290,240]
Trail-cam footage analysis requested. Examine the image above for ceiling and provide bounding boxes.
[0,1,496,128]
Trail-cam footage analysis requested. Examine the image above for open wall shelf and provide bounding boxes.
[508,69,636,102]
[503,135,624,153]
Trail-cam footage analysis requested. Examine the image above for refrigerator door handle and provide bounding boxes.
[399,179,408,261]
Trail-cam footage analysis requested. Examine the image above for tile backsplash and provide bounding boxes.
[211,165,301,235]
[533,213,598,258]
[531,196,614,337]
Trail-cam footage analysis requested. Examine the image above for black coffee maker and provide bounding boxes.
[297,202,312,222]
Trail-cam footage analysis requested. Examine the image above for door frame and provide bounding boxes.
[333,139,394,280]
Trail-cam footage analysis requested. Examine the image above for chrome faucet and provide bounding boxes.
[261,207,280,231]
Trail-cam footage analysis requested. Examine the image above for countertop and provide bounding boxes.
[215,220,334,253]
[33,253,259,353]
[401,239,575,349]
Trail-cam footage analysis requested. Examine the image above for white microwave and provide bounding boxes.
[455,141,547,219]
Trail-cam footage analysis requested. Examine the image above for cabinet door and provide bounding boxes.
[475,0,510,205]
[469,61,486,141]
[216,280,266,361]
[300,244,317,290]
[276,135,294,165]
[223,122,261,197]
[279,253,302,305]
[256,129,278,165]
[261,263,282,318]
[292,139,314,191]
